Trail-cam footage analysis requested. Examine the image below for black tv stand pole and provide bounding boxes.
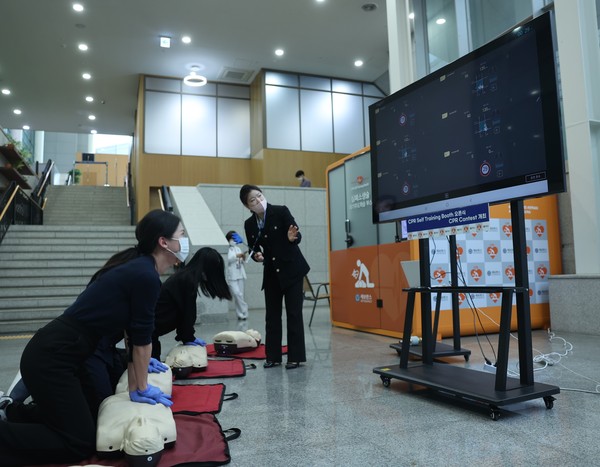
[375,199,559,419]
[390,234,471,361]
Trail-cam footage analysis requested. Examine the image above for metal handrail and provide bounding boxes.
[160,185,173,212]
[0,182,44,245]
[31,159,54,205]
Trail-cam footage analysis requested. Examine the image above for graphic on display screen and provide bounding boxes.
[369,13,565,223]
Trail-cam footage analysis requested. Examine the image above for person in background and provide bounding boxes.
[0,209,183,466]
[240,184,309,370]
[225,231,249,321]
[295,169,311,187]
[152,247,232,359]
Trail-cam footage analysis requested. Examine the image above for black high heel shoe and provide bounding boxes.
[263,361,281,368]
[285,362,301,370]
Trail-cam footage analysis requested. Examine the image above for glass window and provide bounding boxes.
[468,0,533,49]
[363,83,385,97]
[218,84,250,99]
[333,93,364,154]
[300,90,333,152]
[218,98,251,158]
[145,77,181,92]
[332,79,362,94]
[265,71,298,87]
[300,75,331,91]
[265,85,300,150]
[144,91,181,154]
[183,83,217,96]
[427,0,459,71]
[181,95,216,156]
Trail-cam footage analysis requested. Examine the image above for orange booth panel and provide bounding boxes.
[329,196,561,339]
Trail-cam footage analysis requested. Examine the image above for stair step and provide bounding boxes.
[0,252,117,261]
[0,286,85,299]
[0,297,76,310]
[0,319,52,334]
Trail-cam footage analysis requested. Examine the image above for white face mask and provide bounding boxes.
[229,240,236,247]
[167,236,189,263]
[250,197,267,215]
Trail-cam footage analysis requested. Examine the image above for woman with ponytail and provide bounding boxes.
[0,209,186,466]
[151,247,232,359]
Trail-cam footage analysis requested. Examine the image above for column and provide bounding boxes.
[386,0,415,93]
[554,0,600,273]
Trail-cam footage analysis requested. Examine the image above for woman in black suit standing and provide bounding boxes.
[240,184,310,369]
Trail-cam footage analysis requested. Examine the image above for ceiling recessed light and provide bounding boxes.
[436,18,446,25]
[82,72,91,80]
[316,0,325,2]
[78,43,88,51]
[1,89,10,95]
[13,109,22,115]
[88,115,96,120]
[23,125,30,130]
[354,59,364,67]
[182,36,191,44]
[159,36,171,48]
[85,96,94,102]
[409,12,415,19]
[72,3,84,12]
[91,129,97,134]
[275,48,284,57]
[361,3,378,12]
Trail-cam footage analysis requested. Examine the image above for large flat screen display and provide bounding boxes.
[370,12,565,224]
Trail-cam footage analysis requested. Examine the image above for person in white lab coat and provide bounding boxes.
[226,231,249,320]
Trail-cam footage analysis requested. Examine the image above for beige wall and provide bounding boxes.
[132,74,345,221]
[75,152,128,187]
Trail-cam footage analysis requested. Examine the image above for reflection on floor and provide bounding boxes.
[1,306,598,466]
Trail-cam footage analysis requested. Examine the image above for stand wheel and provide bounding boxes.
[543,396,555,409]
[489,406,500,421]
[381,376,391,387]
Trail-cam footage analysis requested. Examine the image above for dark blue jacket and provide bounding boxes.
[244,203,310,291]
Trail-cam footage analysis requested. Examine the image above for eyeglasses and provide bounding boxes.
[247,192,264,206]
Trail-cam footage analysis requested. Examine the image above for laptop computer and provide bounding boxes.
[400,260,421,288]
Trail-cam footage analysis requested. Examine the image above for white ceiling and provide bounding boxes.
[0,0,390,136]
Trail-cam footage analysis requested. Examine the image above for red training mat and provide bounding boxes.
[206,343,288,359]
[171,383,226,414]
[36,413,233,467]
[184,358,247,379]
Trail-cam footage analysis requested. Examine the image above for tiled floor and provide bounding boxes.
[1,306,598,466]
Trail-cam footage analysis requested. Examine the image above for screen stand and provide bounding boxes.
[390,237,471,361]
[375,199,559,419]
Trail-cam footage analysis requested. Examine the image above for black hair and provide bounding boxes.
[225,230,236,241]
[239,184,262,206]
[175,247,232,300]
[295,170,305,178]
[89,209,181,284]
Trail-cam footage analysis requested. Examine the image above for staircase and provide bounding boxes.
[43,185,131,225]
[0,186,135,334]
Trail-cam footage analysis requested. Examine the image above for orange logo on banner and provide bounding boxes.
[502,224,512,238]
[526,245,531,256]
[356,176,364,184]
[486,244,498,259]
[537,265,548,279]
[534,223,545,237]
[470,266,482,282]
[489,292,500,303]
[529,288,534,297]
[505,266,515,281]
[433,267,446,284]
[450,227,457,235]
[456,245,464,259]
[458,293,466,305]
